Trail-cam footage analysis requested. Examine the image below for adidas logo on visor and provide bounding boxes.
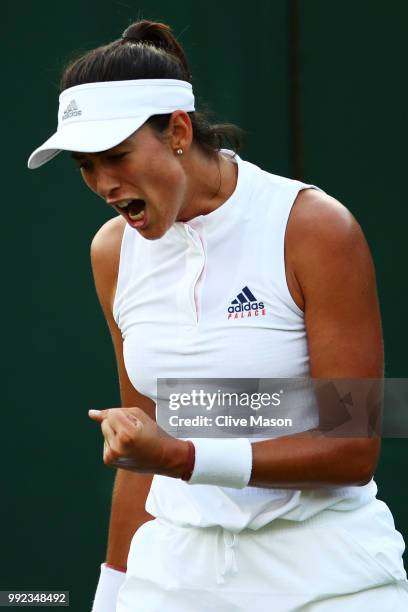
[227,286,266,319]
[62,99,82,121]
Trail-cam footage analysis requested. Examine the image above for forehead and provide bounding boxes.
[70,126,153,160]
[71,139,132,160]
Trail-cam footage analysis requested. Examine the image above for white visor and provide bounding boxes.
[27,79,195,169]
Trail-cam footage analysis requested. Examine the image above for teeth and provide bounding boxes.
[116,200,132,209]
[129,209,145,221]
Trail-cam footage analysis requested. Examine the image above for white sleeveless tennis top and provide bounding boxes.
[113,150,377,532]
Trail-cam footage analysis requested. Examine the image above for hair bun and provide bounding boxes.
[122,20,173,49]
[121,20,190,78]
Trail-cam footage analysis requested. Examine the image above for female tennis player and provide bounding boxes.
[28,19,408,612]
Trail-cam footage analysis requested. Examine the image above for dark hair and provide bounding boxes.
[60,20,244,157]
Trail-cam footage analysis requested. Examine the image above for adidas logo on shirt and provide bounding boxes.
[227,286,266,319]
[62,99,82,121]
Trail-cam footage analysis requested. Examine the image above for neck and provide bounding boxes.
[177,147,238,222]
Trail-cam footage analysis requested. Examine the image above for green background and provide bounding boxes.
[4,1,407,608]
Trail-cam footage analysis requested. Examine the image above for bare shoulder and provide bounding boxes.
[285,187,372,310]
[288,187,361,245]
[91,214,126,262]
[90,215,126,315]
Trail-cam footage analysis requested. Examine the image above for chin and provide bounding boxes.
[138,223,168,241]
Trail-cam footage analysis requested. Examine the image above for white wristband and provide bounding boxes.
[92,563,126,612]
[187,438,253,488]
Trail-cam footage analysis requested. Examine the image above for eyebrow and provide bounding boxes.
[71,152,100,160]
[70,146,128,160]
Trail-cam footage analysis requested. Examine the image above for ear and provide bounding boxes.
[166,110,193,152]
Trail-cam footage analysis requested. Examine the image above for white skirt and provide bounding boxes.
[117,498,408,611]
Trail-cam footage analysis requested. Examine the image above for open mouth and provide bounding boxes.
[116,199,146,225]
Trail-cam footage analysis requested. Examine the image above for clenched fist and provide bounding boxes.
[88,407,189,478]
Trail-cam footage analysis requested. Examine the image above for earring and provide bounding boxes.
[176,148,184,155]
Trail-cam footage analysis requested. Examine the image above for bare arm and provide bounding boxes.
[90,191,383,492]
[249,189,383,488]
[91,217,155,569]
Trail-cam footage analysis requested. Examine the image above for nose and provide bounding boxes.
[92,166,121,200]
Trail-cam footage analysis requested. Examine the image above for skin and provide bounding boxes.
[73,112,238,241]
[83,110,383,567]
